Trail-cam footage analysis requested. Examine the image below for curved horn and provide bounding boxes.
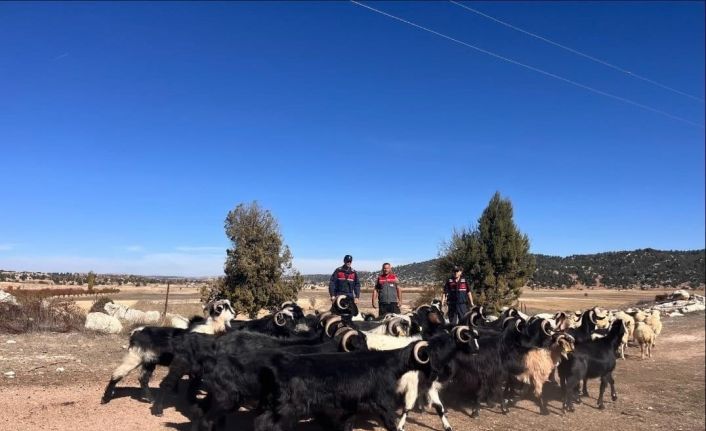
[318,311,332,325]
[565,333,576,343]
[478,305,486,318]
[387,318,403,337]
[515,319,525,333]
[470,311,481,327]
[413,341,430,364]
[341,330,359,353]
[414,305,431,313]
[589,310,597,325]
[501,316,515,329]
[281,301,295,308]
[335,295,349,310]
[324,315,342,337]
[334,326,353,338]
[508,308,517,317]
[274,311,287,327]
[453,325,472,343]
[541,319,552,336]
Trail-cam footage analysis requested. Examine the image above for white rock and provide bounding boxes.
[0,291,18,305]
[6,340,16,344]
[681,303,705,313]
[85,312,123,334]
[56,367,65,373]
[668,312,684,317]
[671,290,690,301]
[4,371,15,378]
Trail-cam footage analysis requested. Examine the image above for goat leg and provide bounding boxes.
[597,375,608,410]
[608,373,618,401]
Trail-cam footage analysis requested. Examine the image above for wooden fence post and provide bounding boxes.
[163,282,171,318]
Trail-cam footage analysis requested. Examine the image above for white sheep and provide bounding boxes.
[634,321,655,359]
[645,310,662,346]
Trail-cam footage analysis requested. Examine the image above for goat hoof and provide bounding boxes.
[598,403,605,410]
[141,395,155,403]
[151,406,164,417]
[611,394,618,401]
[470,410,479,418]
[100,397,110,405]
[444,427,452,431]
[540,408,550,416]
[582,391,589,397]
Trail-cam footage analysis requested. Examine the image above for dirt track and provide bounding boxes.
[0,311,703,431]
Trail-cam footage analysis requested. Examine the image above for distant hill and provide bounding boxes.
[304,248,705,289]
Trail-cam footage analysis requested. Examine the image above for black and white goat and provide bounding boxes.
[100,299,235,404]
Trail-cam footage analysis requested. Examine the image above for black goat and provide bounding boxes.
[566,307,606,344]
[228,304,306,337]
[149,325,367,419]
[251,339,457,431]
[558,319,626,412]
[444,317,554,418]
[100,299,234,404]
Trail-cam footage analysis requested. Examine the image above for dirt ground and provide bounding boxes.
[0,298,703,431]
[0,289,705,431]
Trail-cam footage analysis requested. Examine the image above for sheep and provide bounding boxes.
[514,333,575,415]
[645,310,662,346]
[634,321,655,359]
[558,319,626,412]
[251,337,460,431]
[628,308,649,323]
[100,299,235,405]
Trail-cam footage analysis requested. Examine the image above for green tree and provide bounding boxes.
[217,201,303,318]
[87,271,96,291]
[436,192,535,311]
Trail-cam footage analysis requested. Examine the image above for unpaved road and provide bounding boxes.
[0,313,703,431]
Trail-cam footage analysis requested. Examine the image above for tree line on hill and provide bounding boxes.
[0,270,204,287]
[303,248,705,289]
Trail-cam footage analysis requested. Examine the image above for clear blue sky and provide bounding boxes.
[0,1,703,276]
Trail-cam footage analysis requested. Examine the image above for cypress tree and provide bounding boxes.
[436,192,535,311]
[216,201,303,318]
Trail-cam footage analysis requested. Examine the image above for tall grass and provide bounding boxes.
[0,293,86,334]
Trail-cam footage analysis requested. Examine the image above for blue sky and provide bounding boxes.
[0,1,703,276]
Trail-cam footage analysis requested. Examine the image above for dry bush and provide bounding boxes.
[0,294,86,334]
[413,285,443,308]
[89,297,114,313]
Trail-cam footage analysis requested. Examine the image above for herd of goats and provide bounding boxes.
[99,295,663,431]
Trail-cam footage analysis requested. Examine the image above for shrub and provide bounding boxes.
[0,294,86,334]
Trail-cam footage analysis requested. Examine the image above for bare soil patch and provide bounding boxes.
[1,304,703,431]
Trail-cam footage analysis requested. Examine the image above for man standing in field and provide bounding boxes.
[442,265,474,325]
[329,254,361,303]
[372,262,401,317]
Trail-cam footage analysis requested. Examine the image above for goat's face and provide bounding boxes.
[525,318,554,347]
[206,299,235,325]
[556,336,574,360]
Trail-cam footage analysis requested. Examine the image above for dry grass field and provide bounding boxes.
[0,283,703,431]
